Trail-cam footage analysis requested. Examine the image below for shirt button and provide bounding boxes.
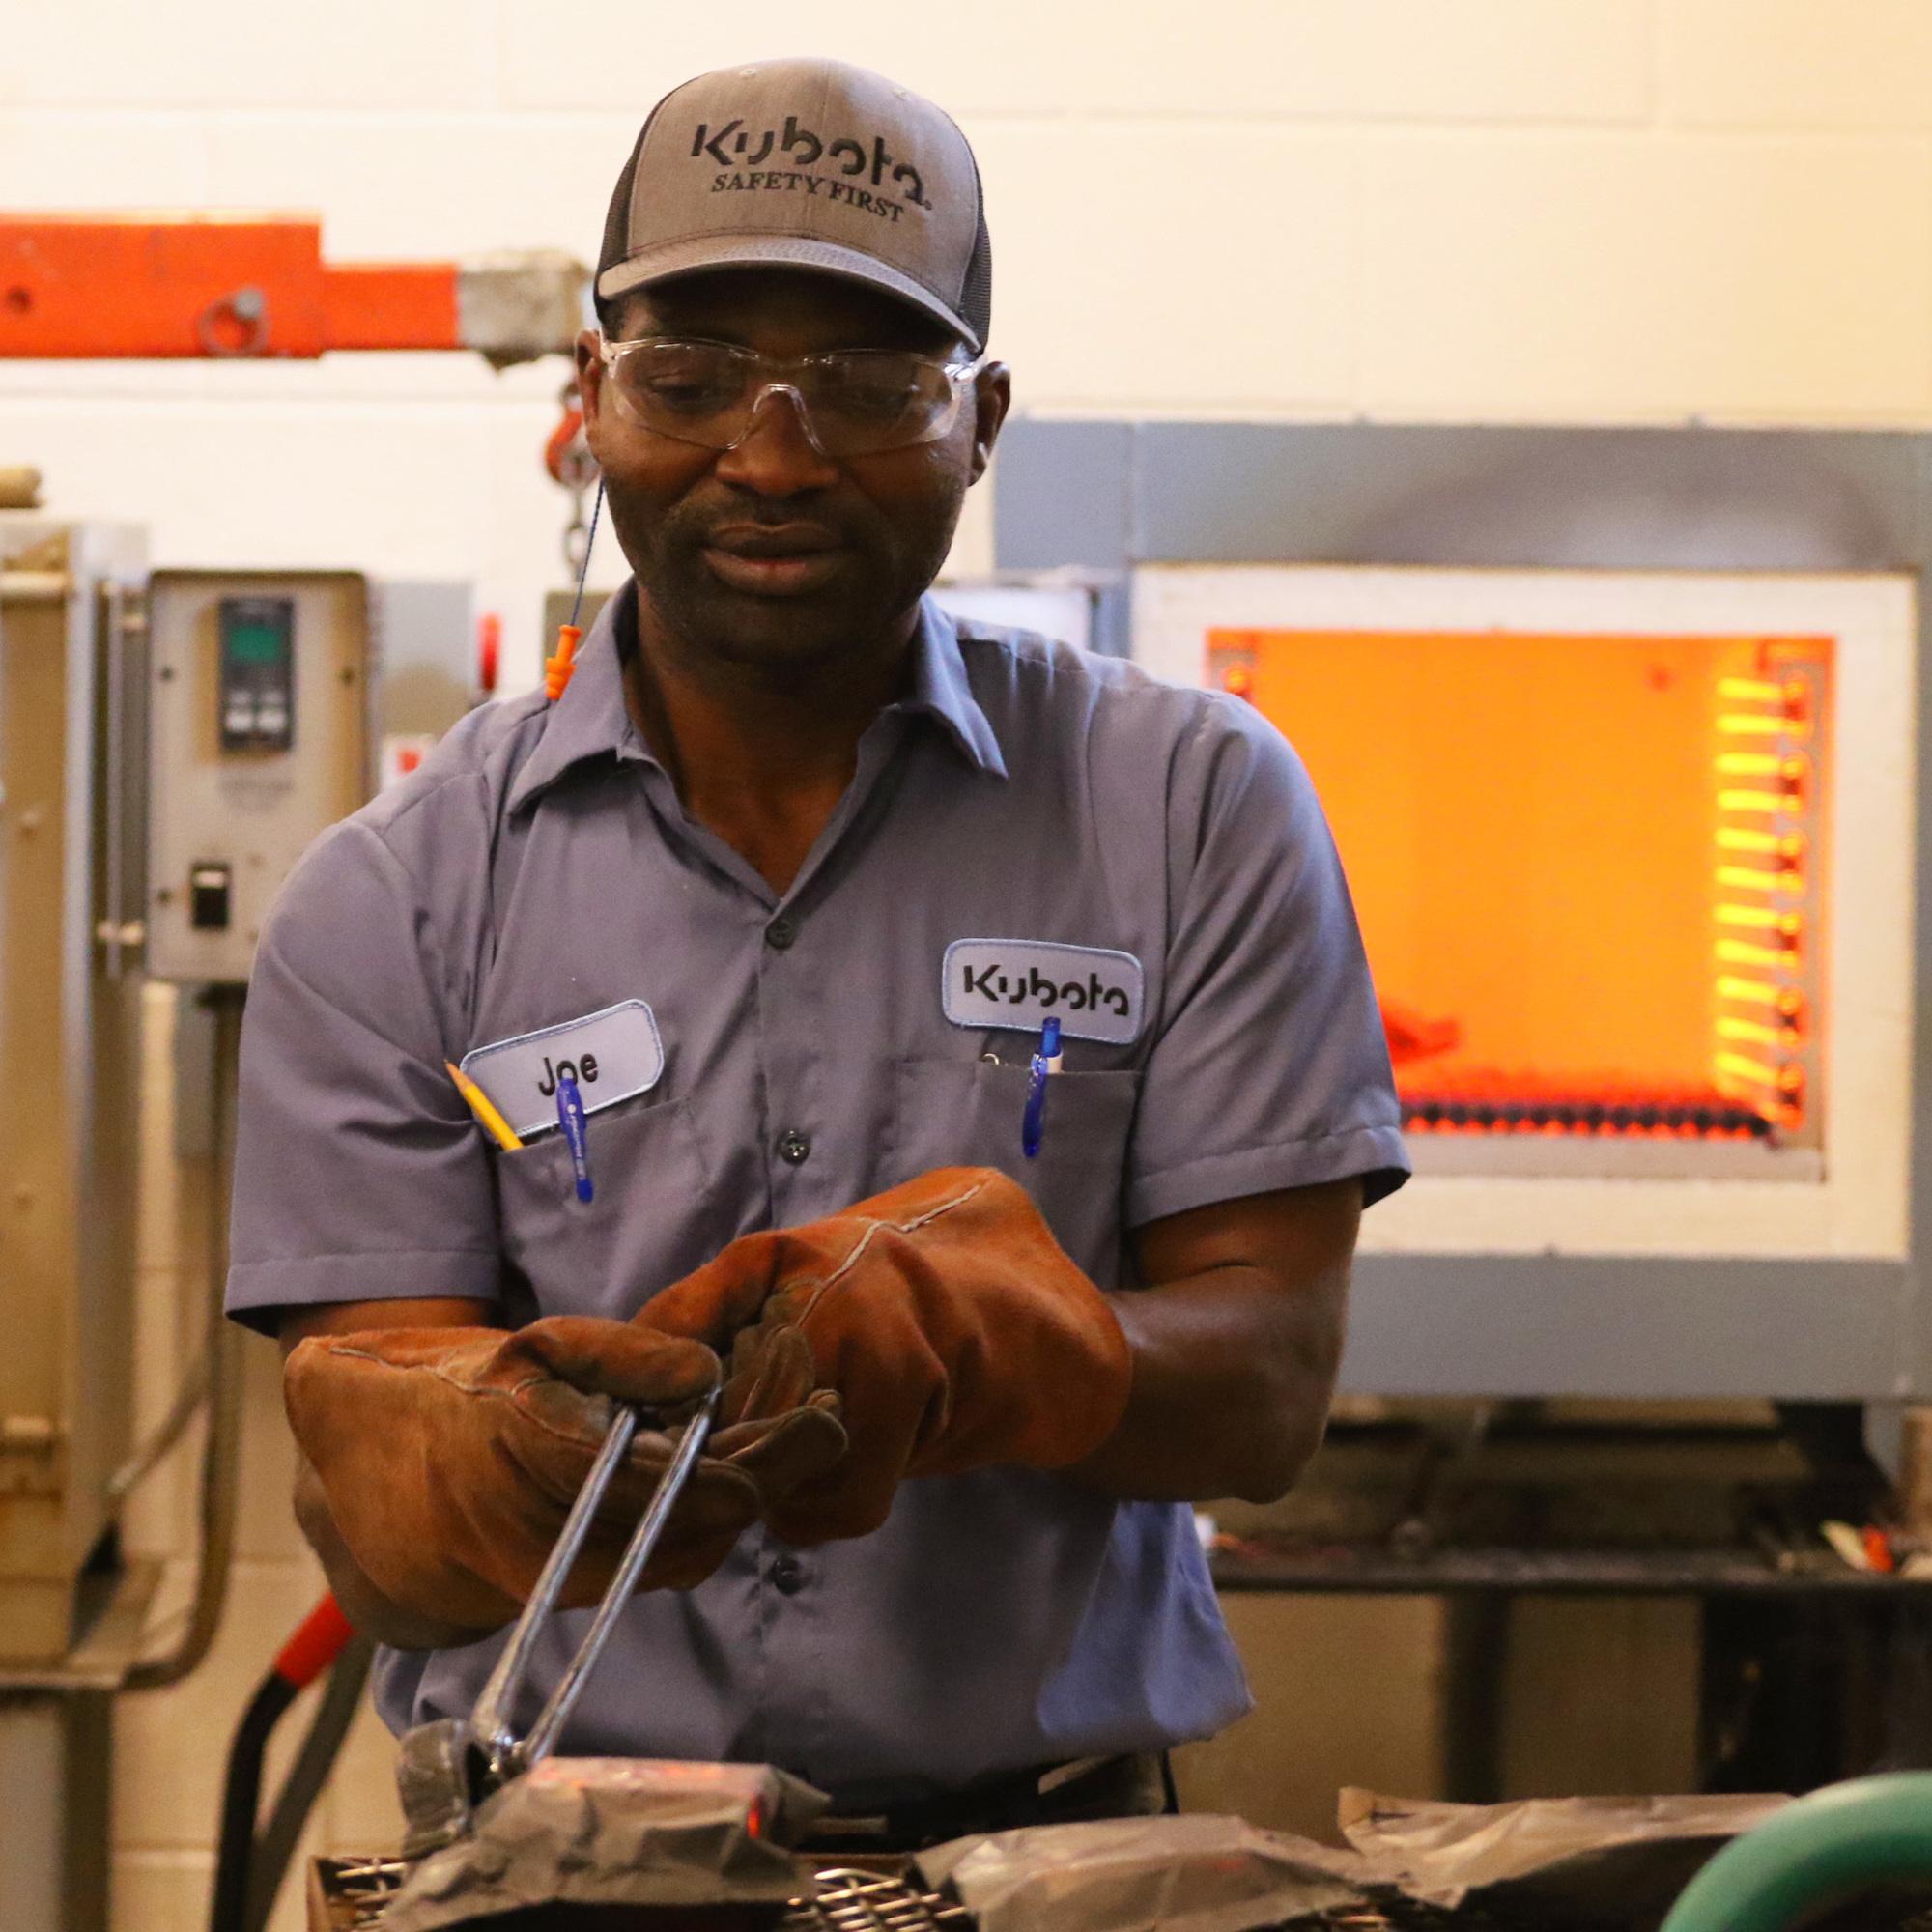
[770,1553,806,1595]
[764,915,798,952]
[777,1128,812,1165]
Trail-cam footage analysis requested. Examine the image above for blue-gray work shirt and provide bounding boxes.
[227,584,1409,1804]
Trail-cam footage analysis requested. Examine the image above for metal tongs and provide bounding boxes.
[397,1388,721,1853]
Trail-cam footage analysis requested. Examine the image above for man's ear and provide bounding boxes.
[968,360,1011,486]
[575,327,613,461]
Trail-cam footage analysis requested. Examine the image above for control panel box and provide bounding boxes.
[146,570,370,983]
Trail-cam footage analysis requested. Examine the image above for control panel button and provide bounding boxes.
[189,862,232,931]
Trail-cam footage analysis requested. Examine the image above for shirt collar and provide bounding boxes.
[504,581,644,816]
[892,598,1009,780]
[505,584,1008,816]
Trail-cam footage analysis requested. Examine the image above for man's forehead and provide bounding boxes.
[618,266,953,349]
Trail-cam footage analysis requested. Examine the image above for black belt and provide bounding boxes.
[802,1750,1176,1855]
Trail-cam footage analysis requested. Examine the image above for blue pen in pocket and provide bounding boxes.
[1022,1015,1063,1159]
[556,1073,593,1204]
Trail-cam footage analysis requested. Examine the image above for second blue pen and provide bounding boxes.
[556,1073,594,1203]
[1022,1015,1063,1160]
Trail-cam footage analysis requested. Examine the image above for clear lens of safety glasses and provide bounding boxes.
[599,337,982,458]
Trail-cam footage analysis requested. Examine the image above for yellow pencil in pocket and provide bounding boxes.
[445,1060,524,1151]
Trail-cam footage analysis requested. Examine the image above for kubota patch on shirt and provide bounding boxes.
[942,939,1145,1046]
[460,999,665,1141]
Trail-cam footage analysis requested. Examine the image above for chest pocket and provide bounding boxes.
[493,1095,718,1320]
[888,1059,1141,1289]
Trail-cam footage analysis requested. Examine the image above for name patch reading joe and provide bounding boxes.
[460,1000,665,1142]
[943,939,1145,1046]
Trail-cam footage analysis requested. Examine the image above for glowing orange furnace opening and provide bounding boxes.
[1208,628,1831,1147]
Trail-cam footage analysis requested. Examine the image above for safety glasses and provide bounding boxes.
[597,335,984,458]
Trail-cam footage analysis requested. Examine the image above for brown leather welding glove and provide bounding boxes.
[638,1168,1132,1545]
[284,1316,846,1633]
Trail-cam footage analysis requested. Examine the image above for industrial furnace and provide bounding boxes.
[0,516,147,1667]
[993,422,1932,1405]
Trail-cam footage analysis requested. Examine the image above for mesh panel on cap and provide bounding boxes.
[595,109,658,322]
[956,147,993,351]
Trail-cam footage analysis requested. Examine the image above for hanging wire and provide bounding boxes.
[569,479,604,628]
[545,478,604,702]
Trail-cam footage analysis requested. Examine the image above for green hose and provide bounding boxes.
[1659,1773,1932,1932]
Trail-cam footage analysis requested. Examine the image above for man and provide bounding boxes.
[228,56,1409,1845]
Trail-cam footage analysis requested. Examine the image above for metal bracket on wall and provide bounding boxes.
[0,529,70,582]
[0,1417,64,1499]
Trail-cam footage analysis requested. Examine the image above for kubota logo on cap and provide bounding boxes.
[692,115,932,222]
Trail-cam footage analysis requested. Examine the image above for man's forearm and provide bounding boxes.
[1071,1259,1350,1505]
[293,1455,503,1652]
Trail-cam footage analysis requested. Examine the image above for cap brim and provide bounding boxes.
[596,235,980,351]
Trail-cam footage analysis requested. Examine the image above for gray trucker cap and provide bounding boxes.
[596,58,992,352]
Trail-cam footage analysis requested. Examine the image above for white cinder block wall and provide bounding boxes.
[10,3,1932,1924]
[12,1,1932,679]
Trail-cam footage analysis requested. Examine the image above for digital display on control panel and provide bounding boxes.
[218,595,295,751]
[225,621,284,664]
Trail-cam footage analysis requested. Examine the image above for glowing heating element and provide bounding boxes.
[1711,667,1820,1135]
[1206,628,1833,1156]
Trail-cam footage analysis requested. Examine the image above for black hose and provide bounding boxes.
[209,1671,297,1932]
[207,1605,374,1932]
[242,1636,376,1932]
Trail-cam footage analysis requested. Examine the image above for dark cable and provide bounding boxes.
[242,1636,377,1932]
[129,985,247,1693]
[569,480,605,630]
[209,1671,295,1932]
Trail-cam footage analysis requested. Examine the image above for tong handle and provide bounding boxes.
[469,1388,720,1783]
[521,1388,718,1770]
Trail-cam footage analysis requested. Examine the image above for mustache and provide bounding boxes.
[661,494,880,552]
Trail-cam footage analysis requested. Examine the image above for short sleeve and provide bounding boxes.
[225,819,500,1336]
[1125,699,1410,1228]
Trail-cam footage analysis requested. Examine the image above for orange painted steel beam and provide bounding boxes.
[319,261,460,353]
[0,213,465,358]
